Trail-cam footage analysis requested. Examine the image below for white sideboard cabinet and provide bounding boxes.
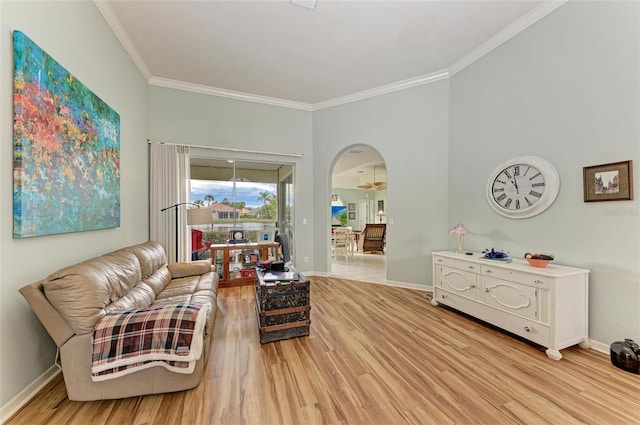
[431,251,590,360]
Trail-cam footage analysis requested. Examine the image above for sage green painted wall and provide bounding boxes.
[0,1,149,406]
[448,0,639,344]
[147,87,314,270]
[313,81,450,286]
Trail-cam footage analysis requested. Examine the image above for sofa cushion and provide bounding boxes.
[168,261,212,279]
[154,273,217,308]
[43,251,151,335]
[122,241,167,281]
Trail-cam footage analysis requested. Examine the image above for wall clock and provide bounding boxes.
[486,156,560,219]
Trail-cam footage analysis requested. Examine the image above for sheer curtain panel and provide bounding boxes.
[150,143,191,262]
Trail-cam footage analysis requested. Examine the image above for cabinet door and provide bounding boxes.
[483,277,538,320]
[438,266,479,300]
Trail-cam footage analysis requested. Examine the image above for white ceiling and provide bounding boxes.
[332,146,386,189]
[95,0,562,109]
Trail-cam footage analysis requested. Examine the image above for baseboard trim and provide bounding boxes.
[1,365,60,424]
[588,339,610,355]
[305,271,431,292]
[384,280,432,292]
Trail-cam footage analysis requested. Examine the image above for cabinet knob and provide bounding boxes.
[534,279,543,284]
[469,284,475,288]
[441,294,447,299]
[468,265,475,269]
[486,269,493,273]
[484,288,489,292]
[523,325,531,332]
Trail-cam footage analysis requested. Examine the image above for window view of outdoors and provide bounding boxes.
[190,179,277,245]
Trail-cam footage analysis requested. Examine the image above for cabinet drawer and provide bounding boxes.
[485,307,550,347]
[434,256,481,273]
[481,265,550,288]
[433,288,550,347]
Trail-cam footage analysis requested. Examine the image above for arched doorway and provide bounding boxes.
[329,145,387,283]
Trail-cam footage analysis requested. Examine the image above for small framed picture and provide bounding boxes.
[348,202,356,212]
[583,160,633,202]
[258,229,276,244]
[348,212,356,220]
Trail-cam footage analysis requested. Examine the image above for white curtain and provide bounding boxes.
[150,143,191,263]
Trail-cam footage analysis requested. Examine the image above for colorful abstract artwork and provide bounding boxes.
[13,31,120,238]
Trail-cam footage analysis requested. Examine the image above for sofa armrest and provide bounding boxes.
[20,280,75,347]
[168,261,213,279]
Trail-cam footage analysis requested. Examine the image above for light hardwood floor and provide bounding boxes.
[7,277,639,425]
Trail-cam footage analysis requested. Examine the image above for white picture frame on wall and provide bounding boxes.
[257,229,276,244]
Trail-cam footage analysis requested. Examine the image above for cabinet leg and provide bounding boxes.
[430,298,439,307]
[545,349,562,360]
[579,340,592,349]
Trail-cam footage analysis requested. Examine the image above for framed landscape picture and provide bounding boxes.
[13,31,120,238]
[583,160,633,202]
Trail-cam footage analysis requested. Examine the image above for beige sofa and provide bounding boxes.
[20,241,218,401]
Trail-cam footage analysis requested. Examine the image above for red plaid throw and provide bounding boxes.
[91,303,210,381]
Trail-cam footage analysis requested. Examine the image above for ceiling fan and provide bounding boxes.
[358,166,387,190]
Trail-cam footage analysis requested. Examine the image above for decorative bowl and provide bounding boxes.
[526,258,552,268]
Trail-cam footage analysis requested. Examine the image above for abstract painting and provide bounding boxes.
[13,31,120,238]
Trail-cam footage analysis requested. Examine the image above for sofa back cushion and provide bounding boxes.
[42,251,152,335]
[122,241,170,295]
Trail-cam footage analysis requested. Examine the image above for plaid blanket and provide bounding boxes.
[91,303,210,382]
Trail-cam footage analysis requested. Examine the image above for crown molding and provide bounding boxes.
[148,77,314,111]
[93,1,152,81]
[311,70,450,111]
[97,0,566,110]
[449,0,568,75]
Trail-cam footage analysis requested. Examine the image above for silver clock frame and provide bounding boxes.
[485,156,560,219]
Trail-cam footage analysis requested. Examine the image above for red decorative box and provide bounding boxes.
[241,268,257,278]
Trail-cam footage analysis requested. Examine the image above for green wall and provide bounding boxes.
[0,1,149,407]
[448,0,639,344]
[313,81,451,285]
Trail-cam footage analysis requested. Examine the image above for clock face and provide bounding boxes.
[491,164,546,211]
[486,156,560,219]
[233,231,243,239]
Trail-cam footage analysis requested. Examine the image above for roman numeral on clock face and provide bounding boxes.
[496,193,507,202]
[529,190,543,198]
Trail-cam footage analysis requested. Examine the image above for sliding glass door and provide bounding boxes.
[189,157,295,260]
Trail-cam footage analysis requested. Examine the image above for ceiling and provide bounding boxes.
[332,146,386,189]
[97,0,559,188]
[95,0,555,109]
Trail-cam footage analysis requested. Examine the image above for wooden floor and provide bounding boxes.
[7,277,640,425]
